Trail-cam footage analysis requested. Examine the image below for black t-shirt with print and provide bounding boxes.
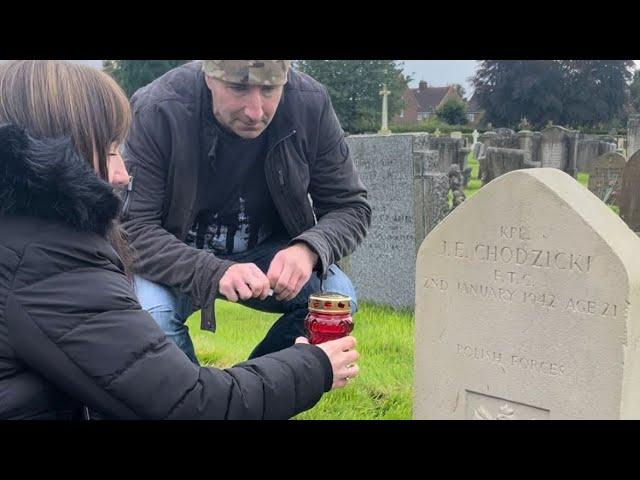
[185,111,284,256]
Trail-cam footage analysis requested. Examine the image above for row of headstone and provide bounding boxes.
[481,147,531,184]
[476,126,616,183]
[426,130,479,149]
[340,133,466,308]
[576,138,619,172]
[413,167,640,419]
[340,131,640,315]
[586,149,640,233]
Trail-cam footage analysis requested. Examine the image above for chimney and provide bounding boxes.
[418,80,428,91]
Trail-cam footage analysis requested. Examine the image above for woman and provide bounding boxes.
[0,60,359,420]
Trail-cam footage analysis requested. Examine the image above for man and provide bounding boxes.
[122,60,371,364]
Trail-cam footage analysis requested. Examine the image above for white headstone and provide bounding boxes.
[472,129,479,146]
[414,168,640,419]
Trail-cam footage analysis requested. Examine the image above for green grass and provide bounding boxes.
[576,171,589,187]
[187,300,414,419]
[464,153,482,198]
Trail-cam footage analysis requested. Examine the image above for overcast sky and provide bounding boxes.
[9,59,640,98]
[71,59,480,90]
[73,59,640,95]
[401,60,477,91]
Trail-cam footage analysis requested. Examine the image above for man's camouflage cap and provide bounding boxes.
[202,60,291,86]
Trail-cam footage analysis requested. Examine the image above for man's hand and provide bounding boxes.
[219,263,271,302]
[267,243,319,301]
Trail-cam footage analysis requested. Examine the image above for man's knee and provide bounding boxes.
[323,264,358,313]
[284,266,359,314]
[134,275,176,310]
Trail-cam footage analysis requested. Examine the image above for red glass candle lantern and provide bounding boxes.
[304,292,354,345]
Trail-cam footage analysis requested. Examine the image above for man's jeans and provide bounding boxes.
[134,234,357,365]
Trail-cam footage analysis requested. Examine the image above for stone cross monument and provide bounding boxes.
[378,83,391,135]
[472,129,479,146]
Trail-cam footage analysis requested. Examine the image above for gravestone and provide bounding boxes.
[516,130,537,167]
[577,139,616,173]
[481,147,529,184]
[628,114,640,159]
[428,137,465,173]
[540,126,569,170]
[450,131,462,139]
[620,150,640,233]
[531,131,543,168]
[414,168,640,419]
[587,152,626,205]
[477,128,535,185]
[489,129,519,149]
[342,134,449,308]
[414,150,450,253]
[494,128,515,137]
[411,132,431,151]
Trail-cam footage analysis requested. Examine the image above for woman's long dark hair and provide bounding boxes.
[0,60,134,277]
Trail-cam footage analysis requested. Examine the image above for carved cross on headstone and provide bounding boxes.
[378,83,391,135]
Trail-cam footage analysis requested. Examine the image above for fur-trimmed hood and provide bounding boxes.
[0,124,121,236]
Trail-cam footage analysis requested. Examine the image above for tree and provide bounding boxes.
[103,60,190,97]
[561,60,633,128]
[295,60,410,134]
[453,83,466,99]
[471,60,634,130]
[435,99,468,125]
[472,60,565,129]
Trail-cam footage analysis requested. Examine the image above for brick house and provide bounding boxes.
[393,80,463,124]
[465,92,484,124]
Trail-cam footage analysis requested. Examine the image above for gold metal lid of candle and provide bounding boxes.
[308,292,351,314]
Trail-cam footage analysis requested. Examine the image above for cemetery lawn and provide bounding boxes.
[186,300,414,419]
[464,153,481,198]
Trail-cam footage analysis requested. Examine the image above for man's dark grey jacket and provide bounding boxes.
[122,61,371,331]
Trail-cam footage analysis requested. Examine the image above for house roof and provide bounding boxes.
[413,86,451,112]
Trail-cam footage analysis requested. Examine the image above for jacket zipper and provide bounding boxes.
[121,175,134,218]
[264,129,311,234]
[266,129,297,180]
[266,130,294,182]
